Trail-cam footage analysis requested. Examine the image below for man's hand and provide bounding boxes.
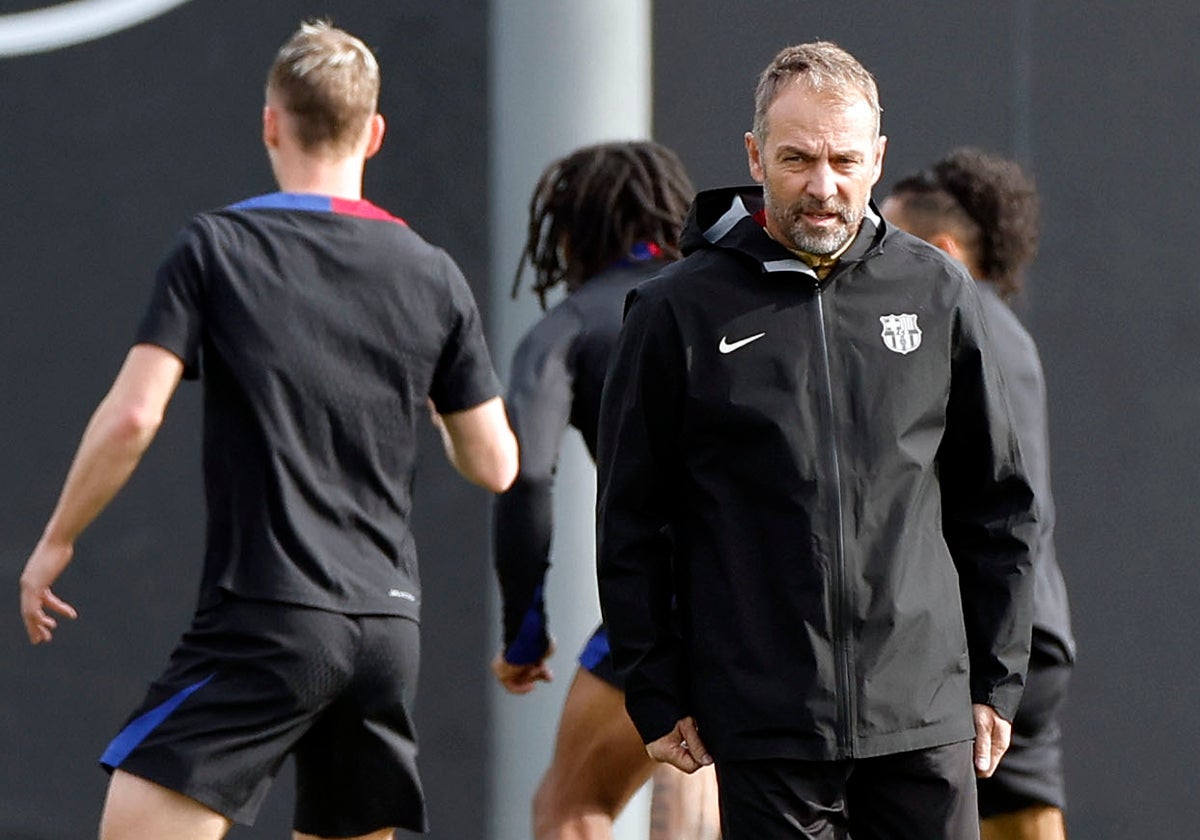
[490,641,555,694]
[972,703,1012,778]
[19,540,78,644]
[16,345,182,647]
[646,716,713,774]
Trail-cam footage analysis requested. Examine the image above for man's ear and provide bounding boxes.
[745,131,765,183]
[262,105,280,150]
[364,113,386,159]
[870,134,888,186]
[930,232,964,262]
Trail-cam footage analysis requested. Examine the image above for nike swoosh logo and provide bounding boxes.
[719,332,766,354]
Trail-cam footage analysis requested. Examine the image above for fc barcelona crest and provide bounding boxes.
[880,313,922,354]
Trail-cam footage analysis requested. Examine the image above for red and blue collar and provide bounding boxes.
[612,240,664,268]
[229,192,407,226]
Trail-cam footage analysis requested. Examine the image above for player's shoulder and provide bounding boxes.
[519,298,586,358]
[879,225,971,281]
[976,283,1040,357]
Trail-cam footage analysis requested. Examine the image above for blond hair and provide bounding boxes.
[266,20,380,155]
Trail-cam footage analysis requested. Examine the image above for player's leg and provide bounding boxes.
[102,598,364,835]
[100,597,350,835]
[294,830,394,840]
[292,614,427,838]
[648,760,722,840]
[532,666,656,840]
[980,805,1066,840]
[99,769,231,840]
[977,652,1071,840]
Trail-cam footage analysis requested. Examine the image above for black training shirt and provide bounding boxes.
[136,192,501,619]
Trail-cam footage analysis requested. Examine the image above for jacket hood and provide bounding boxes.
[680,185,887,277]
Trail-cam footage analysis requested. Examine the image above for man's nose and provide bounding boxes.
[805,162,837,201]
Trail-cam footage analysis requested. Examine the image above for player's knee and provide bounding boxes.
[533,770,618,834]
[533,772,576,823]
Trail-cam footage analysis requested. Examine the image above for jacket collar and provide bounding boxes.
[681,185,885,279]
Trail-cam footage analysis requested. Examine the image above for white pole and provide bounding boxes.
[487,3,652,840]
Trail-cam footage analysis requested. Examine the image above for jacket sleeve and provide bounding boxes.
[984,302,1075,663]
[938,280,1037,721]
[491,310,581,663]
[596,287,687,743]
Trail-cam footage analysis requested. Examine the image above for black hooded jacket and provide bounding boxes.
[596,186,1037,762]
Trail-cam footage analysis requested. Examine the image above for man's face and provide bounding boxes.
[746,82,886,255]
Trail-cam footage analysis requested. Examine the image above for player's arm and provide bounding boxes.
[491,317,578,689]
[19,343,184,644]
[431,396,518,493]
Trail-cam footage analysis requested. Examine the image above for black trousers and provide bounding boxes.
[717,741,979,840]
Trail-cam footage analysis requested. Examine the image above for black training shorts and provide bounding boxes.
[578,625,622,689]
[100,594,427,836]
[977,650,1072,816]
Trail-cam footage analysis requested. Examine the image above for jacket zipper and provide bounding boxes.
[814,280,855,757]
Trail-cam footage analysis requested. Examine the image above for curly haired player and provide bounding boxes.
[884,148,1076,840]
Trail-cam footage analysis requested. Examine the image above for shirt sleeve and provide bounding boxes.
[133,221,207,380]
[939,278,1038,721]
[428,250,502,413]
[595,286,688,743]
[491,308,581,663]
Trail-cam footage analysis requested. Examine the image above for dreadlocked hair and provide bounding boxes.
[891,147,1039,299]
[513,140,695,309]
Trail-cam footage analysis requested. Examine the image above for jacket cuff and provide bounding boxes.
[625,691,685,744]
[973,679,1024,722]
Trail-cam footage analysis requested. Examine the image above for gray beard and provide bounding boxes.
[763,183,863,255]
[784,218,854,255]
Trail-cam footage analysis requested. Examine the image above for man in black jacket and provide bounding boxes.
[596,42,1037,839]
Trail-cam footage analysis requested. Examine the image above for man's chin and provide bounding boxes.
[791,227,850,256]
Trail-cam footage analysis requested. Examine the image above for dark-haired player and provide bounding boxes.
[19,20,516,840]
[884,148,1075,840]
[492,140,719,839]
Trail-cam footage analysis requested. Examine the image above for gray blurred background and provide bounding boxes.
[1,1,1196,837]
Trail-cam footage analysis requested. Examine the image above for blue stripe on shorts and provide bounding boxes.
[100,673,215,769]
[578,627,610,672]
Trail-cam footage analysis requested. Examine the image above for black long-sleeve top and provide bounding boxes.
[492,258,668,663]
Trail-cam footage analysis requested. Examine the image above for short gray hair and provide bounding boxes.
[752,41,881,143]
